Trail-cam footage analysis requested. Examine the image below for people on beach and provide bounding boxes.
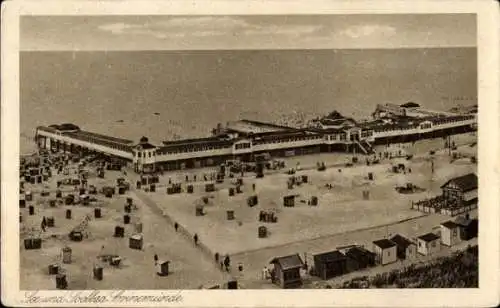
[262,266,269,279]
[41,217,47,232]
[224,255,231,272]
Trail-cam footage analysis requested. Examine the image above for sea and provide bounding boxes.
[20,47,477,155]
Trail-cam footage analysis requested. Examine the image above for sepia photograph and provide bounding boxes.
[2,0,499,307]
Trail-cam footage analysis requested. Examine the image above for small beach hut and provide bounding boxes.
[269,254,304,289]
[283,195,295,207]
[372,239,397,265]
[454,215,478,240]
[157,260,170,276]
[345,246,376,273]
[129,234,143,250]
[313,250,348,280]
[417,232,441,256]
[440,221,461,246]
[390,234,417,260]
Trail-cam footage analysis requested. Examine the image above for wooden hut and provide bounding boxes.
[454,215,478,240]
[283,195,295,207]
[205,183,215,192]
[129,234,143,250]
[440,173,478,206]
[227,280,238,289]
[247,195,258,207]
[390,234,417,260]
[417,232,441,256]
[345,246,376,273]
[440,221,461,246]
[114,226,125,238]
[310,196,318,206]
[269,254,304,289]
[157,261,170,276]
[195,204,205,216]
[313,250,348,280]
[258,226,267,238]
[372,239,397,265]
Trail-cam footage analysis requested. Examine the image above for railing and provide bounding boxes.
[36,130,134,160]
[372,118,476,139]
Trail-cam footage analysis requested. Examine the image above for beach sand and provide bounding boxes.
[19,132,476,289]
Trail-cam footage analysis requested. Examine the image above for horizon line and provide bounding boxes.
[20,45,477,52]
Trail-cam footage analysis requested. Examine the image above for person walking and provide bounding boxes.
[262,266,268,280]
[174,222,179,232]
[41,217,47,232]
[224,255,230,272]
[154,254,159,265]
[193,233,198,245]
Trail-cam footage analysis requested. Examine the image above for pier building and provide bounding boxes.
[35,104,477,173]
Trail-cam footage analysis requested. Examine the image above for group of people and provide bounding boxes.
[173,221,199,246]
[215,253,232,272]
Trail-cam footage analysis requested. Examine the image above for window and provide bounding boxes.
[453,229,457,237]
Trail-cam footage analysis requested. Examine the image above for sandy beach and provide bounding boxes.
[19,130,476,289]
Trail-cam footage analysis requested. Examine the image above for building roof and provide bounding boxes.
[418,232,440,242]
[390,234,414,248]
[400,102,420,108]
[72,130,133,145]
[313,250,346,264]
[373,239,396,249]
[441,220,459,229]
[160,136,234,151]
[345,246,375,261]
[270,254,304,270]
[252,130,321,140]
[305,127,345,134]
[454,216,474,227]
[440,173,478,192]
[48,123,81,131]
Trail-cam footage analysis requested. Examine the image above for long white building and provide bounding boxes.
[35,106,477,173]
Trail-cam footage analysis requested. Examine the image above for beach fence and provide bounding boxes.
[411,196,477,216]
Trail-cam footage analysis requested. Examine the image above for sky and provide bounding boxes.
[20,14,477,51]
